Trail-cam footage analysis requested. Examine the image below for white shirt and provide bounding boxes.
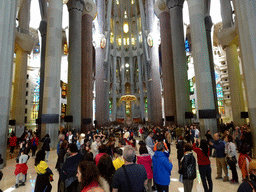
[68,135,73,144]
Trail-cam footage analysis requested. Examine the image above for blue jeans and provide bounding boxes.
[46,151,50,160]
[199,164,213,192]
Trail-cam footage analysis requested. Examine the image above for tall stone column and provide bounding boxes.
[112,1,118,122]
[38,0,48,139]
[218,0,245,126]
[95,0,111,126]
[38,20,47,139]
[168,0,191,126]
[232,0,256,156]
[66,0,84,131]
[112,56,117,121]
[0,0,16,168]
[187,0,217,136]
[12,0,31,127]
[143,0,162,125]
[41,0,63,149]
[155,2,176,125]
[81,0,96,133]
[205,16,219,126]
[137,55,145,120]
[128,3,135,119]
[121,56,126,120]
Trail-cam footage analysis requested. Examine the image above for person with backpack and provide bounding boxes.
[193,139,213,192]
[238,159,256,192]
[34,150,53,192]
[152,142,173,192]
[179,143,196,192]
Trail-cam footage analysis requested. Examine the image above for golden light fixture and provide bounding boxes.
[118,38,122,45]
[110,32,114,44]
[131,37,135,45]
[123,22,129,33]
[131,0,135,4]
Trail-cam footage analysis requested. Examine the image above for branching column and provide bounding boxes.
[218,0,245,126]
[187,0,217,135]
[12,0,31,127]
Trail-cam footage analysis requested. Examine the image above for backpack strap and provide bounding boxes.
[122,165,133,192]
[245,180,256,192]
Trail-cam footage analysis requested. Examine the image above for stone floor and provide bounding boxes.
[0,141,241,192]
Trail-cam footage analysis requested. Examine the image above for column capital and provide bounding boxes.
[154,0,169,18]
[82,0,97,20]
[217,23,239,49]
[166,0,184,9]
[67,0,85,12]
[39,20,47,37]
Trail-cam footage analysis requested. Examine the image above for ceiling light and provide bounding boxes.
[123,22,129,33]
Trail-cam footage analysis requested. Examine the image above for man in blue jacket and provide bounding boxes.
[209,133,229,182]
[152,141,173,192]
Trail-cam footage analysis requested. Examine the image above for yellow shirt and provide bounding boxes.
[113,157,124,170]
[35,160,48,174]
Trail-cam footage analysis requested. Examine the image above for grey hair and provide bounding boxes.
[123,145,135,162]
[156,141,165,151]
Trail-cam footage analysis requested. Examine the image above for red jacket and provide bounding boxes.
[193,143,210,165]
[9,136,17,147]
[31,137,39,146]
[137,154,153,179]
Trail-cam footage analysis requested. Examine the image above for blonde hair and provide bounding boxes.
[79,133,85,144]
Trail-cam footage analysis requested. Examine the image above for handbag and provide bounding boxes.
[187,155,196,180]
[226,156,237,166]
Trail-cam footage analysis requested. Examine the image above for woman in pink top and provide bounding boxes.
[137,145,153,192]
[95,145,107,165]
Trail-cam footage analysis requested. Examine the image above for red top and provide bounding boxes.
[193,143,210,165]
[137,154,153,179]
[9,136,17,147]
[31,137,39,146]
[95,153,106,165]
[81,181,99,192]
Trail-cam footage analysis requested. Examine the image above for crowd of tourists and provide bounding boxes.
[2,123,256,192]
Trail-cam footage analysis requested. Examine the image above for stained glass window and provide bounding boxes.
[31,77,40,124]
